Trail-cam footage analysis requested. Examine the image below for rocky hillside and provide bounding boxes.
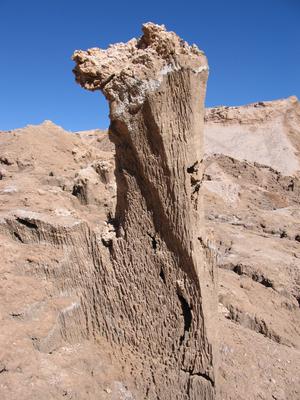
[204,96,300,400]
[0,96,299,399]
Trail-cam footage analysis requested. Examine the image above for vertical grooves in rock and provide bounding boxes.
[73,23,218,399]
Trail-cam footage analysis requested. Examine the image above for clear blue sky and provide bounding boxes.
[1,0,299,131]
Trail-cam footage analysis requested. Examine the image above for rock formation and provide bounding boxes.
[0,97,299,399]
[72,23,218,399]
[1,22,299,399]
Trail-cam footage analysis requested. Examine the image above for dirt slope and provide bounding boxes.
[203,97,300,400]
[0,97,300,399]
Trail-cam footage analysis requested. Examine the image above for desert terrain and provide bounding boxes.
[0,23,299,400]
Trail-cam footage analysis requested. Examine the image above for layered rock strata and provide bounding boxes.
[73,23,218,398]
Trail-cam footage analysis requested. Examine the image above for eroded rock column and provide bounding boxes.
[73,23,217,399]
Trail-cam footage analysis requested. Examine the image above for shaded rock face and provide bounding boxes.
[73,23,217,398]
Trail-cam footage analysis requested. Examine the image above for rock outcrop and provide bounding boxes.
[203,97,300,400]
[1,23,299,399]
[0,96,299,399]
[72,23,218,399]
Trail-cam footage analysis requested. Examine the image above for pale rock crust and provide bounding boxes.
[73,23,207,117]
[205,96,300,175]
[73,23,217,399]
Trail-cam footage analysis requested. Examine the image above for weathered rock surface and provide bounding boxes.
[1,96,300,398]
[72,23,217,399]
[0,26,300,400]
[205,96,300,175]
[203,97,300,400]
[0,122,125,400]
